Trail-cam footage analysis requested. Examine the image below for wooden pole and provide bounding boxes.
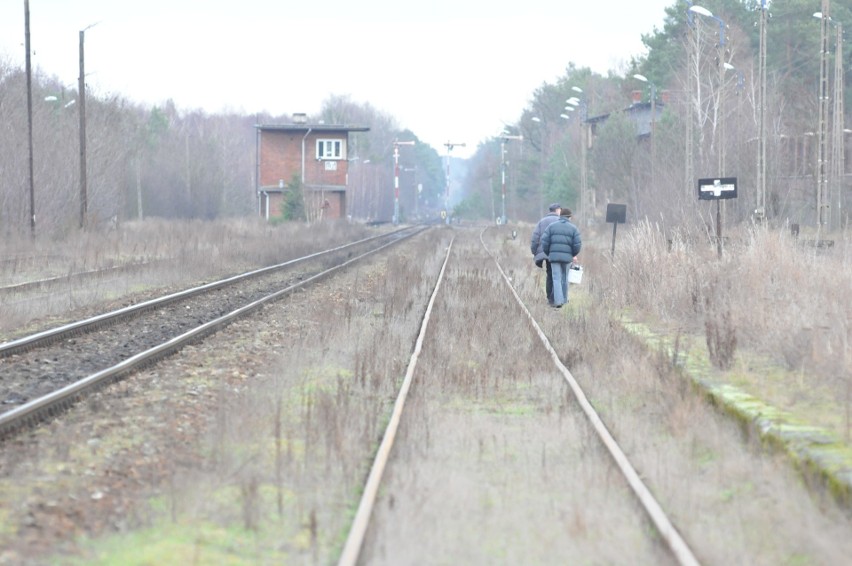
[25,0,35,236]
[78,29,88,229]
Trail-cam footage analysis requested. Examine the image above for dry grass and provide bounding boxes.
[362,235,670,564]
[0,218,378,336]
[600,221,852,440]
[495,221,852,564]
[3,219,851,565]
[132,230,454,563]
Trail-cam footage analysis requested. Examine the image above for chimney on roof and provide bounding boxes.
[631,90,643,104]
[293,113,307,124]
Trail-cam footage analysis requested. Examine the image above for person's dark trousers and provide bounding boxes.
[545,260,554,304]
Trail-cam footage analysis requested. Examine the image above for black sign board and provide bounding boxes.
[698,177,738,200]
[606,203,627,223]
[605,203,627,257]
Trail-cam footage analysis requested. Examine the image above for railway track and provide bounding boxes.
[0,225,427,437]
[0,259,163,297]
[1,225,850,563]
[337,227,699,565]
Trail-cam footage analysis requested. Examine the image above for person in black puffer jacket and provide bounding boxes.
[530,203,563,305]
[541,207,582,308]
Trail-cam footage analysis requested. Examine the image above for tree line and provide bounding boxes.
[458,0,851,233]
[0,66,447,237]
[3,0,848,236]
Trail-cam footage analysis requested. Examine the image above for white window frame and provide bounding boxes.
[316,139,345,160]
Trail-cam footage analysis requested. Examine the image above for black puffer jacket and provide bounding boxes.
[542,217,582,263]
[530,212,561,264]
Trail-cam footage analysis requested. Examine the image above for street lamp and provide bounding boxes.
[392,140,415,225]
[24,0,35,235]
[530,116,547,213]
[570,86,591,224]
[814,8,843,230]
[633,73,658,190]
[689,6,727,175]
[690,4,729,257]
[756,0,768,222]
[78,21,99,229]
[499,134,523,224]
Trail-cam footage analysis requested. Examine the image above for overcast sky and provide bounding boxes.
[0,0,675,158]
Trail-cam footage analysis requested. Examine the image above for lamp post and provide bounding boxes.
[499,134,523,224]
[392,140,415,225]
[756,0,768,221]
[633,74,657,191]
[443,141,465,223]
[813,3,832,230]
[571,86,591,224]
[815,8,843,230]
[691,5,729,257]
[684,2,711,202]
[77,22,98,229]
[531,116,548,214]
[24,0,35,236]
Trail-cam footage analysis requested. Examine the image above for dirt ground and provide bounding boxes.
[0,225,851,565]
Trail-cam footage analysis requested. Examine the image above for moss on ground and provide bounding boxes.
[621,315,852,506]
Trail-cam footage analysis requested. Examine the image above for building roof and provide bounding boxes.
[585,101,664,124]
[256,123,370,133]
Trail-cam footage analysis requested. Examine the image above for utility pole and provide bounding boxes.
[78,24,97,229]
[715,17,727,258]
[24,0,35,236]
[571,86,590,224]
[685,5,698,204]
[690,5,728,256]
[816,0,831,230]
[443,141,465,223]
[392,140,415,225]
[633,75,657,197]
[499,135,522,224]
[756,0,768,221]
[830,20,844,229]
[78,29,88,229]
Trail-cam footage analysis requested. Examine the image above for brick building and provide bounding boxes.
[255,115,369,220]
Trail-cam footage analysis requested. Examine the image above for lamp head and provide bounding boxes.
[689,5,713,17]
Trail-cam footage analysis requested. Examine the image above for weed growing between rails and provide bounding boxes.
[361,229,672,565]
[484,224,852,564]
[172,233,452,564]
[0,230,449,564]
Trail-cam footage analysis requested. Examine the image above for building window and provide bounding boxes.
[316,139,345,160]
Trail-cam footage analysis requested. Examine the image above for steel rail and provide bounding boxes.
[0,226,429,438]
[0,226,418,358]
[0,260,164,296]
[337,236,454,566]
[479,227,701,566]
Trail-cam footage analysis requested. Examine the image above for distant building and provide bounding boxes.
[585,90,667,144]
[255,114,369,220]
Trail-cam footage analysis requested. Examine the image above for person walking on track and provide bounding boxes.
[541,207,582,308]
[530,203,562,306]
